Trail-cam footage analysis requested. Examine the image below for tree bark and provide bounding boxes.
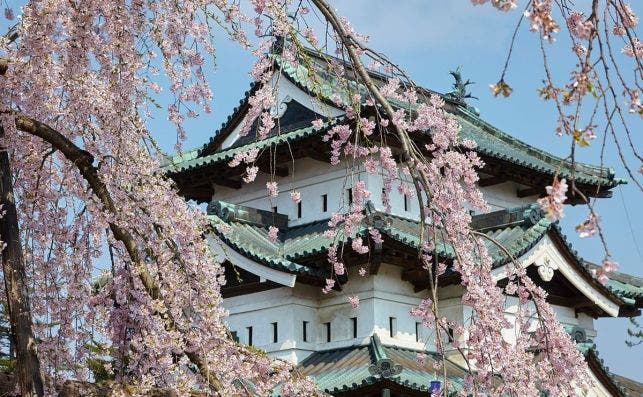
[12,114,224,392]
[0,149,44,397]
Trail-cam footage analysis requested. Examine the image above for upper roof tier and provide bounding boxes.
[165,49,625,203]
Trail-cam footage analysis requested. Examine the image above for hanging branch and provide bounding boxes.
[7,113,224,393]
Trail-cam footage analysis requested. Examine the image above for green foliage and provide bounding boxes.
[0,357,15,373]
[86,340,115,383]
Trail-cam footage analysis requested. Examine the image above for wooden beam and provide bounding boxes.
[257,163,289,177]
[478,176,507,187]
[307,151,332,164]
[369,241,383,275]
[211,177,242,190]
[517,187,541,198]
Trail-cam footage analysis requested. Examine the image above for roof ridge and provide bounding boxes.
[456,107,615,178]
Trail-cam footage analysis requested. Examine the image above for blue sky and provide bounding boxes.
[3,0,642,382]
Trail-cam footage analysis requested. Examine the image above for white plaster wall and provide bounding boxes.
[223,264,436,364]
[213,162,536,230]
[213,159,424,226]
[479,181,537,212]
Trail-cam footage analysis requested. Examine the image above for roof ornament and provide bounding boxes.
[368,358,402,379]
[536,257,558,282]
[446,67,476,103]
[566,325,588,343]
[368,334,402,379]
[446,67,480,115]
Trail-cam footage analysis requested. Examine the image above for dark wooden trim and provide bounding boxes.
[516,187,541,198]
[478,176,507,187]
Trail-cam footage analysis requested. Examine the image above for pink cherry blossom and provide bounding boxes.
[576,213,599,238]
[290,190,301,204]
[266,181,279,198]
[537,177,568,220]
[268,226,279,242]
[347,295,359,309]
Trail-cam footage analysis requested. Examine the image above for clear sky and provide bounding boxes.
[3,0,642,383]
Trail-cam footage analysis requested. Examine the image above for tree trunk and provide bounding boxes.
[0,150,44,397]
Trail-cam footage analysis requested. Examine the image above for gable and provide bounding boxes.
[216,70,344,152]
[491,233,625,317]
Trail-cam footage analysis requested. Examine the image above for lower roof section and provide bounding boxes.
[208,201,641,317]
[297,334,465,396]
[293,335,633,397]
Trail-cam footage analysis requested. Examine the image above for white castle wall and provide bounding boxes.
[223,262,596,365]
[214,157,536,227]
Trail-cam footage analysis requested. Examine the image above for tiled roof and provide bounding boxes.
[585,262,643,305]
[164,118,343,175]
[208,202,549,273]
[612,374,643,397]
[295,336,635,397]
[576,342,631,397]
[164,52,624,191]
[295,335,466,395]
[207,201,641,312]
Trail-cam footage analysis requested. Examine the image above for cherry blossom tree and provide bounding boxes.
[0,0,639,396]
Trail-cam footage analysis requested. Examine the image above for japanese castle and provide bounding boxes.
[165,49,643,396]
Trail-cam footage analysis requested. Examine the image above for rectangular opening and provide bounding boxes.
[272,206,278,214]
[347,188,353,205]
[297,201,302,218]
[302,321,308,342]
[324,322,331,343]
[272,322,278,343]
[447,327,454,343]
[231,331,239,343]
[351,317,358,339]
[322,194,328,212]
[246,326,253,346]
[415,322,421,342]
[403,195,409,211]
[389,317,397,338]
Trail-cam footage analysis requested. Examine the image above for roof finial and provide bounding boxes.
[446,66,477,105]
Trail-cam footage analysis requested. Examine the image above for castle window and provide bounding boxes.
[415,322,421,342]
[272,206,278,214]
[324,322,331,342]
[404,195,409,211]
[246,326,253,346]
[389,317,397,338]
[303,321,309,342]
[447,327,454,343]
[231,331,239,343]
[347,188,353,205]
[351,317,358,339]
[297,201,302,218]
[322,194,328,212]
[272,322,278,343]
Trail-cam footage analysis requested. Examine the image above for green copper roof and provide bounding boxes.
[208,201,641,315]
[295,335,465,395]
[164,52,624,193]
[208,202,551,274]
[585,262,643,304]
[576,342,630,397]
[272,54,622,188]
[455,107,622,187]
[209,201,553,272]
[164,119,342,175]
[290,334,633,396]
